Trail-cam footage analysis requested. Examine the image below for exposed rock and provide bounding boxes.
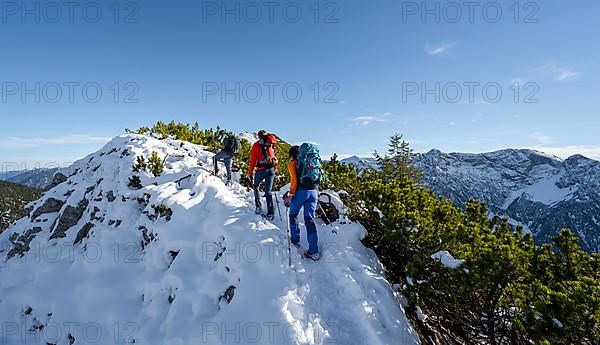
[25,205,34,218]
[140,226,155,249]
[168,250,180,268]
[74,222,94,245]
[47,172,68,189]
[213,236,226,262]
[7,227,42,259]
[219,285,236,304]
[31,198,65,220]
[50,199,89,239]
[106,191,116,202]
[168,288,177,304]
[90,207,102,221]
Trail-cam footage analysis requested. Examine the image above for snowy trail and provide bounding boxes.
[0,134,419,345]
[208,169,419,345]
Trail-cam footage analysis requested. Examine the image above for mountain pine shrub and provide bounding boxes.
[133,156,147,172]
[148,152,164,177]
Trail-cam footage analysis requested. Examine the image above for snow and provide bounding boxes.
[337,190,349,198]
[415,307,428,322]
[502,169,575,208]
[552,318,563,329]
[0,134,419,345]
[238,131,258,144]
[431,250,464,269]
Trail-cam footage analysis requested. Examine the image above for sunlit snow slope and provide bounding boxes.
[0,134,419,345]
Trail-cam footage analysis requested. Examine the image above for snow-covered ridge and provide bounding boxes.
[0,134,419,345]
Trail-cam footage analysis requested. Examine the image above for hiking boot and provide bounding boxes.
[304,251,320,261]
[255,207,262,215]
[265,214,275,221]
[291,242,301,248]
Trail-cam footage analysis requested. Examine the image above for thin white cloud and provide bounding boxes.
[529,132,553,145]
[527,146,600,161]
[0,135,111,148]
[532,63,581,82]
[425,42,458,56]
[350,116,386,126]
[510,77,530,85]
[349,113,394,126]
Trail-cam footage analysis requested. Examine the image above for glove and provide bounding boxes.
[283,192,293,207]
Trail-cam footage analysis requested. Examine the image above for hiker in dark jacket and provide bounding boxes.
[214,130,240,185]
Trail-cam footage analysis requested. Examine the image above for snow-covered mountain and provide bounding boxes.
[413,149,600,252]
[1,168,58,190]
[0,134,418,345]
[340,156,379,171]
[238,131,259,144]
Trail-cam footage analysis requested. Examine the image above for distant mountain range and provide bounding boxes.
[343,150,600,252]
[1,169,59,190]
[4,149,598,252]
[339,156,379,171]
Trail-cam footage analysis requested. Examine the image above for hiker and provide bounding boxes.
[214,130,240,185]
[284,143,325,260]
[248,130,278,220]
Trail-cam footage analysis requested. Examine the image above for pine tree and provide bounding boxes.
[148,151,164,177]
[133,156,147,172]
[374,133,421,182]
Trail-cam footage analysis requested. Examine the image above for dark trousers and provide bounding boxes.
[253,168,275,215]
[214,150,233,182]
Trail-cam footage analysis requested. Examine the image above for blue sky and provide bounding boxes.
[1,0,599,169]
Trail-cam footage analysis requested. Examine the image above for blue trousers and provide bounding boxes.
[289,189,319,254]
[214,150,233,182]
[253,168,275,215]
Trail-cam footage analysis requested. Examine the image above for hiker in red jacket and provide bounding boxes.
[247,130,278,220]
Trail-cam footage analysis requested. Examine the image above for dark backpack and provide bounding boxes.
[317,193,340,225]
[258,134,278,168]
[223,136,241,155]
[298,143,325,189]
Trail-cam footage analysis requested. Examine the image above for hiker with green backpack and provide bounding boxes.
[284,143,327,260]
[213,130,241,185]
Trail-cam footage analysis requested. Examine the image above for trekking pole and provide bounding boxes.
[286,206,291,267]
[318,203,332,225]
[274,191,283,222]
